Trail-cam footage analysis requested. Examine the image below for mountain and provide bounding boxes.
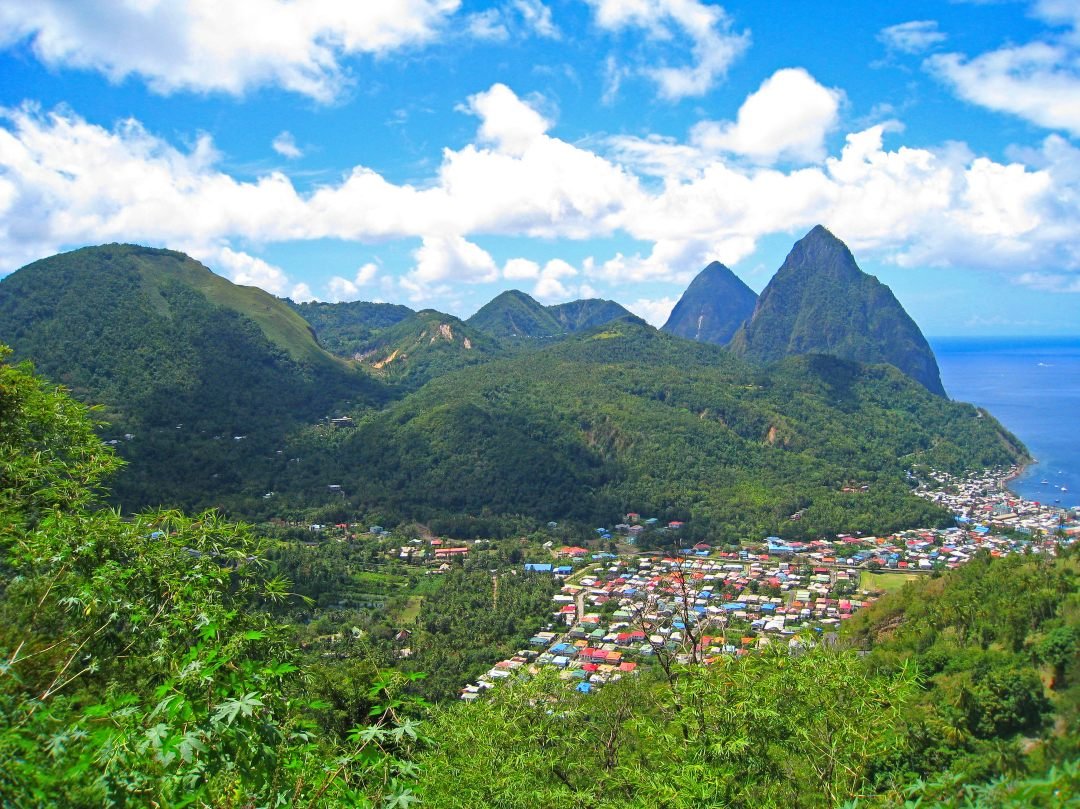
[279,317,1023,539]
[467,289,562,338]
[288,299,414,358]
[729,226,946,396]
[466,289,633,340]
[0,243,1017,530]
[548,298,634,332]
[353,309,504,389]
[0,244,385,510]
[661,260,758,344]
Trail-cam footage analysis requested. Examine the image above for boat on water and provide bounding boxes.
[1041,479,1050,484]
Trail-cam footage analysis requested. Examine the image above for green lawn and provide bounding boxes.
[860,570,919,594]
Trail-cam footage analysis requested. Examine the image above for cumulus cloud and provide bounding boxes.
[690,68,842,164]
[878,20,946,54]
[503,257,541,279]
[407,235,500,293]
[626,295,679,327]
[466,83,551,155]
[586,0,750,100]
[327,262,379,301]
[531,258,577,301]
[272,131,302,159]
[4,81,1080,299]
[195,245,313,301]
[0,0,461,101]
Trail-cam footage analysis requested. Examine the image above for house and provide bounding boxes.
[525,563,553,573]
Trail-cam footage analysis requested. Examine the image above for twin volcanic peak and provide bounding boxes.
[727,225,946,396]
[661,260,758,345]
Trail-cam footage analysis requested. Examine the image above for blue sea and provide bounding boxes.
[931,337,1080,508]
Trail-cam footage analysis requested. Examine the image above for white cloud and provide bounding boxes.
[466,83,551,155]
[272,131,302,159]
[929,43,1080,137]
[586,0,750,100]
[0,0,462,101]
[1015,272,1080,293]
[626,295,678,327]
[409,235,499,286]
[926,5,1080,138]
[690,68,842,164]
[878,20,946,54]
[327,262,379,301]
[531,258,578,301]
[1034,0,1080,39]
[503,257,541,279]
[196,244,312,300]
[5,81,1080,300]
[466,9,509,41]
[513,0,558,38]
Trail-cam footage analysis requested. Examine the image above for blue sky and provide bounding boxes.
[1,0,1079,335]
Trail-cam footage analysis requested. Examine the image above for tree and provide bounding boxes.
[0,347,423,807]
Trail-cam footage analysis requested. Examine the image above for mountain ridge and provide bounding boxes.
[466,288,633,339]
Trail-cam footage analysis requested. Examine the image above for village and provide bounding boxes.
[456,466,1080,700]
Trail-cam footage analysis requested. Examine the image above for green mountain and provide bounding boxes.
[288,299,414,357]
[0,244,385,510]
[0,244,1019,532]
[353,309,504,389]
[279,317,1023,539]
[729,226,946,396]
[466,289,632,340]
[467,289,562,338]
[661,260,758,344]
[548,298,634,332]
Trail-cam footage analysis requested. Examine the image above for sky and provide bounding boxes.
[1,0,1080,336]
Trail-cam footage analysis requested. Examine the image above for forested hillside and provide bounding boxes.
[0,245,386,512]
[0,244,1024,538]
[1,345,1074,808]
[287,299,415,357]
[275,319,1025,540]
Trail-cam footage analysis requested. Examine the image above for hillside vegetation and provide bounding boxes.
[0,342,1074,808]
[275,318,1024,540]
[0,245,386,511]
[0,243,1023,537]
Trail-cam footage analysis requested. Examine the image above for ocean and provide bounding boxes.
[931,337,1080,509]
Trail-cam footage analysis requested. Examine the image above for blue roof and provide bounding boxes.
[576,681,592,693]
[525,563,553,572]
[722,602,748,611]
[760,603,777,612]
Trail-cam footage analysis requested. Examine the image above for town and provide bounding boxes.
[456,466,1079,699]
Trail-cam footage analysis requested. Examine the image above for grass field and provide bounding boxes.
[398,596,424,624]
[860,570,919,594]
